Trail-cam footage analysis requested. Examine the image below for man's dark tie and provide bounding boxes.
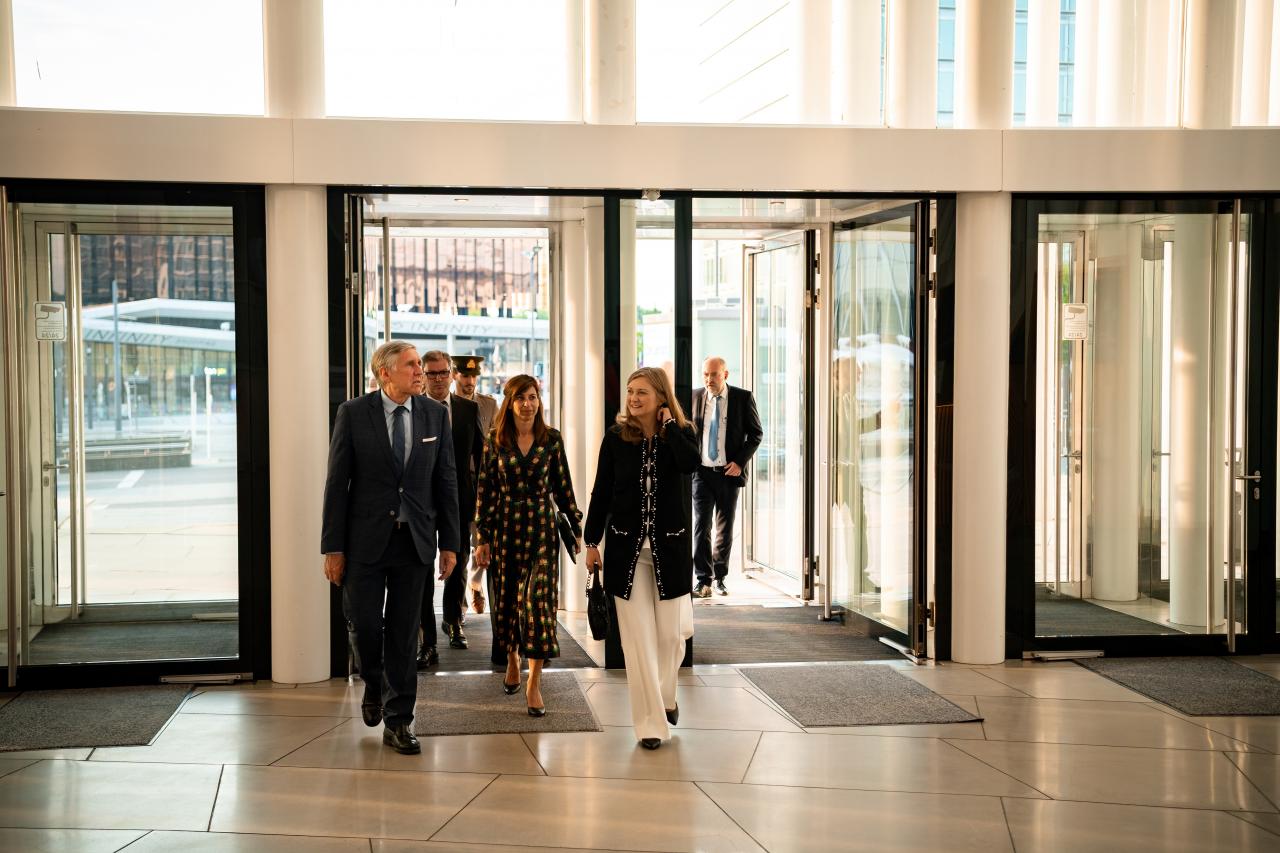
[392,405,407,476]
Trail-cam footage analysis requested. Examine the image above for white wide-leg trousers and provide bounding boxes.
[614,540,695,741]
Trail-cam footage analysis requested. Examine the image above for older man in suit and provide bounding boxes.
[691,356,763,598]
[322,341,459,755]
[419,350,483,660]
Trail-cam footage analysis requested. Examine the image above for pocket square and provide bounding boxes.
[422,436,437,443]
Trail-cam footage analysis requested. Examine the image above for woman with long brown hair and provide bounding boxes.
[584,367,700,749]
[474,375,581,716]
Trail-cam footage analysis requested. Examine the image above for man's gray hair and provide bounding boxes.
[421,349,451,366]
[370,340,418,386]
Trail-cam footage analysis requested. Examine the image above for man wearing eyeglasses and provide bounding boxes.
[419,350,484,664]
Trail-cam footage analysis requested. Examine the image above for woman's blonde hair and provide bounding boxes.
[616,366,688,443]
[492,374,549,449]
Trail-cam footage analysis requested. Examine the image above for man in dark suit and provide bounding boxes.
[419,350,483,660]
[322,341,459,755]
[690,356,763,598]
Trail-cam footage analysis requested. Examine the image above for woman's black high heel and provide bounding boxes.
[503,680,520,695]
[527,705,546,717]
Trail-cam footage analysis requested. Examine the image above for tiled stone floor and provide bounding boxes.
[1,657,1279,851]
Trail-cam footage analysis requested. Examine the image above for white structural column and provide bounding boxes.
[263,1,330,683]
[619,202,638,380]
[1089,224,1142,602]
[1024,0,1060,126]
[1182,0,1236,128]
[0,0,15,106]
[953,193,1011,664]
[584,0,636,125]
[1237,0,1276,125]
[954,0,1014,129]
[266,185,331,684]
[263,0,325,118]
[560,211,605,611]
[885,0,938,127]
[818,0,882,125]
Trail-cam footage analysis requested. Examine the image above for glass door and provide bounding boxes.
[8,205,243,677]
[830,205,921,643]
[744,231,813,589]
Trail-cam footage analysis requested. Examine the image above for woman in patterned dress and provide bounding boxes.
[584,367,700,750]
[474,374,582,716]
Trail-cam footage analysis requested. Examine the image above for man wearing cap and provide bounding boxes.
[452,354,497,437]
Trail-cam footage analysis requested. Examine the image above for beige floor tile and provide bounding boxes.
[0,760,222,830]
[0,695,12,709]
[976,696,1257,751]
[91,713,343,765]
[182,684,362,717]
[0,748,93,761]
[587,683,802,732]
[701,781,1013,852]
[1233,811,1280,836]
[575,668,699,686]
[1227,753,1280,804]
[951,740,1275,810]
[1003,798,1280,853]
[124,830,371,852]
[0,758,37,778]
[524,725,762,782]
[897,667,1030,697]
[805,721,986,739]
[697,673,751,688]
[941,695,982,715]
[1233,658,1280,679]
[976,667,1147,701]
[0,828,147,853]
[209,764,494,840]
[376,843,635,853]
[1175,714,1280,753]
[742,731,1043,798]
[275,720,544,775]
[432,774,766,852]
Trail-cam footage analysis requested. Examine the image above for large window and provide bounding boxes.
[324,0,582,121]
[637,0,885,125]
[12,0,265,114]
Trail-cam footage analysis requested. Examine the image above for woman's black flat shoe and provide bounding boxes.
[527,706,546,717]
[640,738,661,750]
[503,680,520,695]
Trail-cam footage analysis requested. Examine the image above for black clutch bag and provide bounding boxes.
[556,511,579,563]
[586,566,609,641]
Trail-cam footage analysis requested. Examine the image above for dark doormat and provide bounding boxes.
[1035,588,1175,637]
[741,663,982,727]
[28,620,238,665]
[1075,657,1280,715]
[691,605,901,664]
[429,617,597,672]
[0,685,191,752]
[413,671,601,736]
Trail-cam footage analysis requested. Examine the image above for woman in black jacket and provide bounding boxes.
[584,366,700,750]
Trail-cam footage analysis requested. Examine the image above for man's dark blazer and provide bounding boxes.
[322,390,460,565]
[691,384,763,487]
[446,393,484,531]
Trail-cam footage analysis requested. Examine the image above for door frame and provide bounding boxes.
[1007,194,1278,658]
[0,179,272,688]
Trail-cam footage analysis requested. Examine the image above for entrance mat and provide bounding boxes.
[0,685,191,752]
[413,671,601,736]
[1035,588,1175,637]
[28,620,238,665]
[1075,657,1280,716]
[741,663,982,728]
[430,617,597,673]
[692,605,900,665]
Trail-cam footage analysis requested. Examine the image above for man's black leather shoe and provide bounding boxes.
[383,724,421,755]
[446,622,468,650]
[714,580,729,596]
[639,738,661,750]
[665,704,679,726]
[360,702,383,727]
[415,645,439,669]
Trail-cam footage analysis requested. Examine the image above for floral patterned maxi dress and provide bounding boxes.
[475,428,582,660]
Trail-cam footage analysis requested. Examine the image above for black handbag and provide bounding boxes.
[586,565,610,641]
[556,511,579,563]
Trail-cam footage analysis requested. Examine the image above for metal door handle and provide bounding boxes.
[1061,451,1082,460]
[41,462,68,472]
[1236,471,1262,482]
